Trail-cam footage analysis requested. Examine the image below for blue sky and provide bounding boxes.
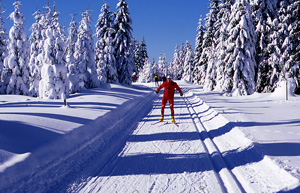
[2,0,210,62]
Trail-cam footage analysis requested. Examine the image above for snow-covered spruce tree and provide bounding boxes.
[214,0,233,91]
[250,0,279,92]
[182,41,194,82]
[113,0,135,85]
[75,9,98,88]
[66,14,81,94]
[266,0,293,92]
[203,0,220,91]
[0,4,7,94]
[135,37,148,73]
[223,0,257,96]
[138,58,152,83]
[3,1,30,95]
[152,59,159,79]
[177,43,186,80]
[158,53,168,77]
[28,9,43,97]
[171,44,181,80]
[283,0,300,85]
[95,2,118,84]
[39,6,68,99]
[193,16,205,84]
[195,0,219,85]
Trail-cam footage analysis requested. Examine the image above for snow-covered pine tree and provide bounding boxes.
[182,40,194,82]
[75,9,98,88]
[266,0,292,92]
[283,0,300,85]
[250,0,278,92]
[223,0,257,96]
[0,3,7,94]
[196,0,219,85]
[138,58,152,83]
[158,53,168,77]
[66,14,81,94]
[171,44,181,80]
[3,1,30,95]
[39,5,68,99]
[203,0,220,91]
[28,9,43,97]
[95,2,118,84]
[113,0,135,85]
[193,16,205,84]
[152,59,159,79]
[214,0,233,91]
[138,37,148,73]
[177,43,186,80]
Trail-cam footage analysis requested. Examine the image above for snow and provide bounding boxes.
[0,81,300,192]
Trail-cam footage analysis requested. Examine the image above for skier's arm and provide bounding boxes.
[156,82,165,93]
[175,84,183,96]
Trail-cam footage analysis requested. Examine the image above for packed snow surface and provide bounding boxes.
[0,81,300,192]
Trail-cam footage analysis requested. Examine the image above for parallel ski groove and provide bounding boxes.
[182,88,246,193]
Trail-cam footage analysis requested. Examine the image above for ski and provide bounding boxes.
[172,122,179,127]
[151,121,179,127]
[151,121,167,125]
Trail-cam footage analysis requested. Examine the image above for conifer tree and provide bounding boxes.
[214,0,233,91]
[113,0,135,85]
[193,16,205,84]
[158,53,168,77]
[223,0,257,96]
[75,9,98,88]
[250,0,278,92]
[177,43,186,80]
[266,0,292,91]
[138,58,152,83]
[203,0,220,91]
[171,44,181,80]
[284,0,300,85]
[28,9,43,97]
[182,41,194,82]
[39,5,68,99]
[95,2,118,84]
[66,14,81,93]
[3,1,30,95]
[196,0,219,85]
[0,3,7,94]
[152,59,159,79]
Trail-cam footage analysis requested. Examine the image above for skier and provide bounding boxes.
[156,75,183,123]
[154,75,159,86]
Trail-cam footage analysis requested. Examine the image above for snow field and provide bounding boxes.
[184,88,300,192]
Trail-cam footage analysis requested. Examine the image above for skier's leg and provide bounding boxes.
[160,97,167,121]
[170,98,175,123]
[170,98,174,117]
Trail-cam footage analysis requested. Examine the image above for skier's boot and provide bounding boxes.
[159,115,164,122]
[171,116,175,124]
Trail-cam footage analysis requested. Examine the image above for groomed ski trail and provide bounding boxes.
[72,92,224,193]
[72,85,299,193]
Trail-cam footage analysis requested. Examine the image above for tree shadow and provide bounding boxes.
[2,112,92,125]
[99,153,213,176]
[254,142,300,157]
[0,119,61,154]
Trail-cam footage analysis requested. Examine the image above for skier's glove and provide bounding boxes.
[156,91,158,94]
[180,93,183,96]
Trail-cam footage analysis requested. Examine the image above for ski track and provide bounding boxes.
[1,84,299,192]
[73,87,300,193]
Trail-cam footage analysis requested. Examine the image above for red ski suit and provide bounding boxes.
[156,79,183,117]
